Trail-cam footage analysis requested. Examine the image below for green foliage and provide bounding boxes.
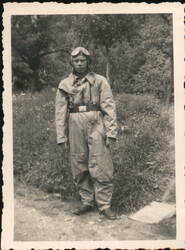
[12,14,173,104]
[111,93,174,213]
[86,15,140,48]
[13,90,175,213]
[12,15,70,91]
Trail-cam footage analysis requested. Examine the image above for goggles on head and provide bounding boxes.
[71,47,90,57]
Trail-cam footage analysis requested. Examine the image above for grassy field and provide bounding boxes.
[13,89,175,214]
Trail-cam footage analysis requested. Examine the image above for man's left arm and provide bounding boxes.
[99,77,118,142]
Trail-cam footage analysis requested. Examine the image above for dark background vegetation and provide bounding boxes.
[12,14,175,214]
[12,14,173,104]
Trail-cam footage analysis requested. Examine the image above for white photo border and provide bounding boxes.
[2,2,185,249]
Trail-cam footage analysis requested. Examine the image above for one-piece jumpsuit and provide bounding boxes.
[55,72,117,211]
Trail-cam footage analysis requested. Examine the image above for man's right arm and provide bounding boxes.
[55,88,68,144]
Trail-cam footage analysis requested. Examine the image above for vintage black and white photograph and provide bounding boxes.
[2,2,185,249]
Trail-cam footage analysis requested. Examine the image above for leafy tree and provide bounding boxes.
[12,15,70,91]
[11,14,173,103]
[82,14,140,85]
[131,14,173,104]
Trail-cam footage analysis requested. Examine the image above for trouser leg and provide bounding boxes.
[69,114,94,206]
[88,114,114,211]
[89,150,114,211]
[72,168,94,206]
[94,181,113,211]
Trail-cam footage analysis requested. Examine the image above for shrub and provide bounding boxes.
[13,90,175,213]
[112,94,175,213]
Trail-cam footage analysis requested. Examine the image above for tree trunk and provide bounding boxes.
[29,56,42,92]
[164,52,173,107]
[105,45,111,85]
[30,70,42,92]
[160,14,173,107]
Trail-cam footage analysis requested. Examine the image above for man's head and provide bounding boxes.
[70,47,91,74]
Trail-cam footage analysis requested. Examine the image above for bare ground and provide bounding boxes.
[14,180,176,241]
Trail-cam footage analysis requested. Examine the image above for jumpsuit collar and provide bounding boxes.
[58,72,95,94]
[72,72,95,86]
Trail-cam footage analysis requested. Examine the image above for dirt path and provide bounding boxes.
[14,181,176,241]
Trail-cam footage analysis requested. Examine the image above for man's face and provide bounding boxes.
[71,54,88,74]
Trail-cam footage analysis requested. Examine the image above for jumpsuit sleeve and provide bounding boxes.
[55,88,68,144]
[99,77,117,139]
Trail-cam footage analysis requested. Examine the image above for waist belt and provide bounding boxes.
[69,104,100,113]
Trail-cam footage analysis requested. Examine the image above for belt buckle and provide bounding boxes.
[78,105,87,112]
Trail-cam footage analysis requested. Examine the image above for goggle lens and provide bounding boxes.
[71,47,90,57]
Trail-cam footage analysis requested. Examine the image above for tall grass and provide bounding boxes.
[13,89,175,213]
[112,94,175,213]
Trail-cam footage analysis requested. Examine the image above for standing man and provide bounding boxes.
[55,47,117,220]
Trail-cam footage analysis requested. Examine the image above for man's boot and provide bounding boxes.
[101,208,116,220]
[72,204,93,215]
